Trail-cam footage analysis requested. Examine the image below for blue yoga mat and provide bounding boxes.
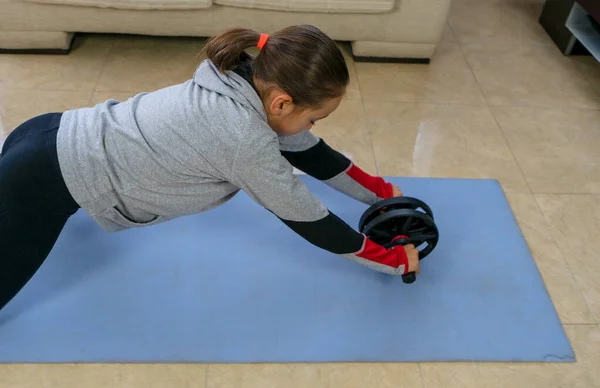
[0,176,574,363]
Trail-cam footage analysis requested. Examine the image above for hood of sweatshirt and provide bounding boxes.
[192,59,267,123]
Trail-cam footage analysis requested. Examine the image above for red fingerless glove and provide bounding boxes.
[356,237,409,274]
[346,164,394,199]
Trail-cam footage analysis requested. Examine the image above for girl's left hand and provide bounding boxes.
[392,184,403,197]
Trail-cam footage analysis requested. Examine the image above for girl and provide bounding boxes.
[0,25,419,312]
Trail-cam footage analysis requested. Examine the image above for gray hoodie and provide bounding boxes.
[55,59,408,275]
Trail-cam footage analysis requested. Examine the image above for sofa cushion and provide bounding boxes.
[23,0,212,10]
[213,0,395,13]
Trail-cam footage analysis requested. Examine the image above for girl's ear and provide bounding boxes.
[268,92,295,117]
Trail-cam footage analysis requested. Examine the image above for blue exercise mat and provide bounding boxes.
[0,176,574,363]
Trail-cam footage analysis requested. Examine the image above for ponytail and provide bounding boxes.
[199,28,260,72]
[199,25,349,108]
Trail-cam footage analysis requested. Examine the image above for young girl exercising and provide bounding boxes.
[0,25,419,312]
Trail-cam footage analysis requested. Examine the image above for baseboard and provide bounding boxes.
[353,55,430,64]
[0,47,72,55]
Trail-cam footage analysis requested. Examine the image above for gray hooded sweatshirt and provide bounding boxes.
[56,59,408,275]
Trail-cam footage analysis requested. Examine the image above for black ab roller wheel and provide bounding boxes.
[358,196,435,233]
[358,197,439,284]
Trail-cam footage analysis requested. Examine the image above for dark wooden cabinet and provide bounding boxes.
[576,0,600,21]
[539,0,599,57]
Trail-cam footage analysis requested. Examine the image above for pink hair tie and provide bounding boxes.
[257,33,269,50]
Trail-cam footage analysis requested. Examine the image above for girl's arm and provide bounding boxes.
[231,134,408,276]
[278,131,395,205]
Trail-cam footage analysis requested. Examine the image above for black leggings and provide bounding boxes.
[0,113,80,312]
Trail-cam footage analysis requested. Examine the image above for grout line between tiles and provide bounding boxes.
[529,192,600,197]
[356,99,488,108]
[355,98,600,112]
[487,103,600,111]
[0,86,112,93]
[204,364,210,388]
[437,24,599,112]
[484,98,600,110]
[451,22,599,324]
[87,34,118,106]
[571,57,600,100]
[417,362,426,388]
[452,22,536,196]
[532,195,599,325]
[352,53,380,176]
[488,107,534,195]
[360,101,380,177]
[564,323,600,326]
[444,22,457,43]
[447,22,491,107]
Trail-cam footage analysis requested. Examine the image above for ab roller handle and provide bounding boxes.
[389,236,416,284]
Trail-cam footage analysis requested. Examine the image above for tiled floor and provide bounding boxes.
[2,0,600,386]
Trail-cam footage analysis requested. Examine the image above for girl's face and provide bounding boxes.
[264,92,343,136]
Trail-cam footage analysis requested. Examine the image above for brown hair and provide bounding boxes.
[199,25,349,108]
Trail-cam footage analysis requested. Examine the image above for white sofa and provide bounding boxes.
[0,0,452,61]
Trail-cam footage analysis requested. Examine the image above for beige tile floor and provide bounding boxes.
[2,0,600,386]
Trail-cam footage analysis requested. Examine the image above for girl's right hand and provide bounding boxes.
[404,244,420,275]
